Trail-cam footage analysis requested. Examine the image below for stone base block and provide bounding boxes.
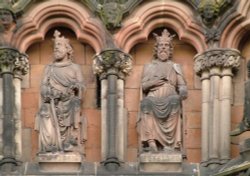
[139,152,183,172]
[37,153,82,172]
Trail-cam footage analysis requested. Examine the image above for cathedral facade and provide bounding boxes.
[0,0,249,175]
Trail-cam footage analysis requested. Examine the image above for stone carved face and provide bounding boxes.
[102,2,122,27]
[157,41,171,61]
[54,40,68,61]
[203,4,216,22]
[0,9,13,27]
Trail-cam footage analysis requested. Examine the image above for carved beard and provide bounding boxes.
[158,50,169,61]
[54,50,66,61]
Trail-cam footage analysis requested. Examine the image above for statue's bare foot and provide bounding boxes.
[148,140,158,153]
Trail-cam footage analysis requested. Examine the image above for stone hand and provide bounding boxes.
[143,79,166,91]
[179,86,187,100]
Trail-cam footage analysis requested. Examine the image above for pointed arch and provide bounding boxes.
[220,0,250,49]
[12,0,105,53]
[115,1,206,53]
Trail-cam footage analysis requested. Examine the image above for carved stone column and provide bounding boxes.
[0,74,2,161]
[93,49,132,171]
[13,53,29,161]
[194,48,241,167]
[0,47,29,172]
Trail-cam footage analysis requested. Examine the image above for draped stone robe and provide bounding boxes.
[35,60,85,152]
[139,59,187,151]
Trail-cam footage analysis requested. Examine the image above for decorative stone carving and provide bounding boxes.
[0,47,28,75]
[35,30,86,154]
[0,0,33,17]
[93,49,132,79]
[83,0,143,29]
[13,53,29,78]
[0,8,15,31]
[187,0,233,27]
[204,28,220,43]
[194,48,241,167]
[99,2,123,29]
[0,47,28,172]
[138,29,188,154]
[187,0,235,46]
[198,0,221,26]
[194,48,241,76]
[93,49,132,171]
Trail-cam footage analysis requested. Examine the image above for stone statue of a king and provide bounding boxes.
[35,30,86,154]
[138,29,188,153]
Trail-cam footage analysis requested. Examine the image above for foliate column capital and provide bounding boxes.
[194,48,241,76]
[14,52,29,79]
[0,47,29,77]
[93,49,132,79]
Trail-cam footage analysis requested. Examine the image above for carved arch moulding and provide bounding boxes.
[11,0,105,53]
[115,0,207,53]
[220,0,250,49]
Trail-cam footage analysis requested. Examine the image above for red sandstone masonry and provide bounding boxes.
[186,149,201,163]
[40,41,53,65]
[83,88,96,108]
[81,65,96,89]
[125,89,140,112]
[30,65,45,88]
[183,90,202,112]
[23,108,37,128]
[231,144,240,158]
[126,148,138,162]
[15,0,250,166]
[186,112,201,129]
[185,129,201,149]
[71,41,85,65]
[231,106,244,124]
[128,128,139,148]
[125,66,143,89]
[134,43,154,65]
[31,131,39,160]
[128,111,139,129]
[85,45,95,65]
[27,43,40,65]
[22,92,39,109]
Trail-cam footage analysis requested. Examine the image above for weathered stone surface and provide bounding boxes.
[93,49,132,79]
[37,153,82,172]
[194,48,241,76]
[82,0,143,30]
[138,29,188,153]
[35,30,86,154]
[21,128,32,162]
[139,152,183,172]
[93,49,132,171]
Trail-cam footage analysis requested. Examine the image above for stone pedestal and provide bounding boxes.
[139,152,183,172]
[37,153,82,173]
